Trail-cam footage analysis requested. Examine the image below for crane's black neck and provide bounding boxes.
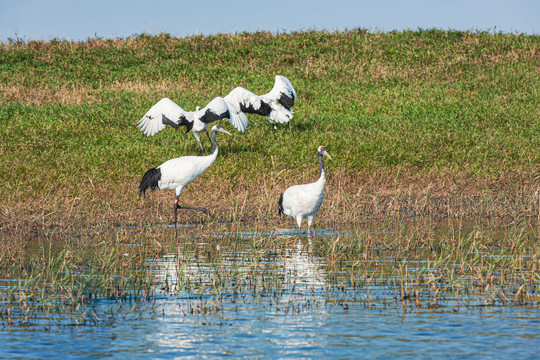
[318,152,325,179]
[210,130,219,155]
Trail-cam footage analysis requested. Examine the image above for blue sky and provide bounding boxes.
[0,0,538,42]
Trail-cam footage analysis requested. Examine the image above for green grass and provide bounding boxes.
[0,29,538,226]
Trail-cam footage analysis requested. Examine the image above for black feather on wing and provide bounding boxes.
[178,115,194,133]
[161,115,179,129]
[278,92,295,110]
[240,100,272,117]
[200,108,230,124]
[162,114,193,133]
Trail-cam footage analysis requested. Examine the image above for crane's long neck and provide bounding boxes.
[318,152,325,181]
[210,130,219,157]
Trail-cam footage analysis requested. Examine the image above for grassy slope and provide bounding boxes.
[0,30,538,226]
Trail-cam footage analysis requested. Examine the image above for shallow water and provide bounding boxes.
[3,303,538,359]
[1,222,539,358]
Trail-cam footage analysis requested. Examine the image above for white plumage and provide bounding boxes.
[139,125,231,229]
[224,75,297,129]
[278,146,332,235]
[265,75,297,111]
[137,97,247,152]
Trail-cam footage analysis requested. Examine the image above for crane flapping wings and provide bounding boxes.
[199,97,248,133]
[137,98,193,137]
[224,75,297,127]
[263,75,297,111]
[137,96,248,137]
[224,87,271,117]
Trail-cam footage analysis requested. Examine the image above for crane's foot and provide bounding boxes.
[173,203,210,234]
[178,205,210,214]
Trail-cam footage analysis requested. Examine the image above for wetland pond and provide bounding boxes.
[1,219,539,358]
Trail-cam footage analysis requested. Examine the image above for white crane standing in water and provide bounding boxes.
[139,125,231,233]
[224,75,297,130]
[278,146,332,236]
[137,96,247,153]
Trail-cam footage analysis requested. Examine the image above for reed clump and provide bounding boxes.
[0,227,163,327]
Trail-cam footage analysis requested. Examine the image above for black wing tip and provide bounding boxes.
[162,114,180,130]
[163,114,193,133]
[200,108,230,124]
[279,93,295,110]
[278,193,284,216]
[139,167,161,197]
[241,101,271,117]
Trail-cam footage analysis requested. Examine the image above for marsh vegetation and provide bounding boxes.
[0,29,538,356]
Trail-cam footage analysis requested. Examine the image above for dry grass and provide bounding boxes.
[1,165,537,235]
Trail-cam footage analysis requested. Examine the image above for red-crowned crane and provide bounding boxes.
[139,124,231,232]
[278,146,332,236]
[137,96,247,153]
[224,75,297,130]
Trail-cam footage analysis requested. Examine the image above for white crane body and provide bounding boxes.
[139,125,231,232]
[280,174,325,228]
[278,146,332,234]
[156,152,217,197]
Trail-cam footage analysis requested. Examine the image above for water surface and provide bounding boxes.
[1,221,539,359]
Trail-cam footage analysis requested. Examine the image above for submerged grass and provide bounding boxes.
[1,218,538,326]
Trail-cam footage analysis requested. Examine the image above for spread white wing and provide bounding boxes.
[137,98,192,137]
[263,75,297,111]
[225,87,269,116]
[225,84,293,125]
[199,96,249,133]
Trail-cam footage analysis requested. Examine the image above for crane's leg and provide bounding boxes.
[307,216,314,238]
[174,196,180,238]
[205,128,211,143]
[193,132,205,154]
[177,205,210,214]
[295,215,303,235]
[174,196,209,222]
[174,197,210,237]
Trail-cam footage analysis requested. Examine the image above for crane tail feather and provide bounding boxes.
[139,167,161,197]
[278,193,284,216]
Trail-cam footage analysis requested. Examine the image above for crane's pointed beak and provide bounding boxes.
[218,128,232,136]
[324,151,333,161]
